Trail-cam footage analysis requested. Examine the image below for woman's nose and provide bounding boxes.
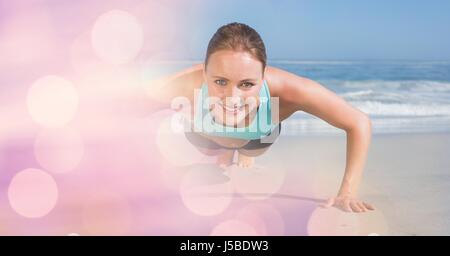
[226,95,242,106]
[224,87,241,105]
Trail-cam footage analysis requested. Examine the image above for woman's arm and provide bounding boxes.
[144,64,203,111]
[113,64,202,117]
[273,67,375,212]
[146,64,203,107]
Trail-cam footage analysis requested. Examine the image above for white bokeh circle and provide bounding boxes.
[228,165,285,200]
[91,9,144,64]
[27,75,78,128]
[180,166,233,216]
[8,168,58,218]
[235,203,285,236]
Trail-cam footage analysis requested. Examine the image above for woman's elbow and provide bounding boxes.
[347,112,372,135]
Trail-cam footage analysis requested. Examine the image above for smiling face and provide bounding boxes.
[203,49,265,127]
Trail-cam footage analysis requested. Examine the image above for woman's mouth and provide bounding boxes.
[218,102,244,114]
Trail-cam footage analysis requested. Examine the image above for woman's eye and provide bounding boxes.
[241,82,254,88]
[214,80,227,86]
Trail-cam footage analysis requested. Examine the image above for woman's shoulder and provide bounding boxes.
[265,65,311,98]
[167,62,205,91]
[146,63,204,103]
[179,63,205,92]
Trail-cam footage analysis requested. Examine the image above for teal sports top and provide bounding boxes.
[192,80,277,140]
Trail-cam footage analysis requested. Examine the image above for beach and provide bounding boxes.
[2,123,449,235]
[162,131,450,236]
[1,60,450,235]
[1,0,450,238]
[255,132,450,235]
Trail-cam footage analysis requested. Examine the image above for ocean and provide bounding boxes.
[142,60,450,135]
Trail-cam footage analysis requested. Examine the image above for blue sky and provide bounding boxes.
[181,0,450,60]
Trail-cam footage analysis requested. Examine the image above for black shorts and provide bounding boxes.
[184,123,282,151]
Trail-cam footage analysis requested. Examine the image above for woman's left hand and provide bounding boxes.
[321,194,375,213]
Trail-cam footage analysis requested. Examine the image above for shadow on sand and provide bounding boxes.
[181,163,326,204]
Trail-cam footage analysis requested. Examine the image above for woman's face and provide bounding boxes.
[203,50,264,127]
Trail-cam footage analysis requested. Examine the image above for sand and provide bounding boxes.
[251,132,450,235]
[150,132,450,235]
[1,130,449,235]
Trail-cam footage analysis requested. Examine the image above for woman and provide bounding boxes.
[148,22,374,213]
